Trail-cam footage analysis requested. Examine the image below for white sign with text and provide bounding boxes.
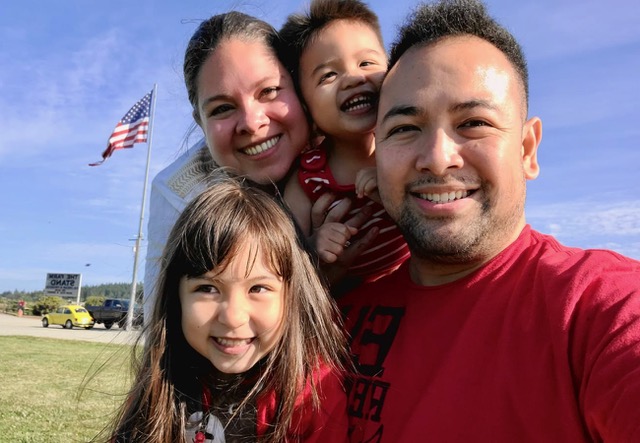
[44,273,82,298]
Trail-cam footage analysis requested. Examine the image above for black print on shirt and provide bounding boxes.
[348,376,390,421]
[344,304,405,377]
[342,304,404,442]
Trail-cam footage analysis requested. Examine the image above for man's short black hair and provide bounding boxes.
[389,0,529,107]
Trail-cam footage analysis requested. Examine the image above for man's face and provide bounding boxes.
[375,36,540,269]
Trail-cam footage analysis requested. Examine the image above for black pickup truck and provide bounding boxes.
[85,298,143,329]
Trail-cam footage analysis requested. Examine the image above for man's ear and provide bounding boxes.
[522,116,542,180]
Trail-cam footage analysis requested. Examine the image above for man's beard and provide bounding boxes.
[396,204,490,264]
[395,192,524,265]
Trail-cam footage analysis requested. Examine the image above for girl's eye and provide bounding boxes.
[249,285,269,294]
[260,87,280,99]
[195,284,219,294]
[210,103,234,117]
[360,60,375,67]
[319,72,337,84]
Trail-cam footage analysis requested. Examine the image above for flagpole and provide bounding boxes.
[126,83,157,330]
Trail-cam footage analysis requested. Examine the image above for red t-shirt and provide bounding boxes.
[339,226,640,442]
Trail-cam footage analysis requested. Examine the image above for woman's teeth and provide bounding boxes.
[243,136,280,156]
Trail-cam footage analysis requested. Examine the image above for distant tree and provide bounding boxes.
[1,282,143,305]
[31,296,64,316]
[84,295,105,307]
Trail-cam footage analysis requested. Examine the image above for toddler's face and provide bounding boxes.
[179,239,284,374]
[299,20,387,140]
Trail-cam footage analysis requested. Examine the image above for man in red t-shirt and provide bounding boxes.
[337,1,640,442]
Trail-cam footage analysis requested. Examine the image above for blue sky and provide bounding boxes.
[1,0,638,292]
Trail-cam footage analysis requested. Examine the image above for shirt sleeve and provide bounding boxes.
[570,253,640,441]
[142,140,211,323]
[142,174,184,323]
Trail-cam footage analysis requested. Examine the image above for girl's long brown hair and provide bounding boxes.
[106,175,347,442]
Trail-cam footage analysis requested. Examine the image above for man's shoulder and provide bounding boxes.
[527,228,640,274]
[522,229,640,302]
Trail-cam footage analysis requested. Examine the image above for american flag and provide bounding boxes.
[89,90,153,166]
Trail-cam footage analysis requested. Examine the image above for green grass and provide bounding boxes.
[0,336,135,442]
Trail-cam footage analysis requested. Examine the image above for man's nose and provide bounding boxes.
[415,128,463,175]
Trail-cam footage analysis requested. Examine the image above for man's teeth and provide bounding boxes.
[243,136,280,156]
[216,337,251,347]
[419,190,469,203]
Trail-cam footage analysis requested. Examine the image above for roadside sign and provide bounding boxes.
[44,273,82,299]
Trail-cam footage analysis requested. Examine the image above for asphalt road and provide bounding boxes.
[0,312,141,345]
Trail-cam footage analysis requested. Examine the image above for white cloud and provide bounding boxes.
[527,198,640,259]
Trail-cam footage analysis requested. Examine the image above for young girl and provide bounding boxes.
[107,176,348,442]
[280,0,410,288]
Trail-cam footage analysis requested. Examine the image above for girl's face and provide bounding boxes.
[194,38,309,185]
[179,239,285,374]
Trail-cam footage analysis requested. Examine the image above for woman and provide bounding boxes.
[143,12,310,321]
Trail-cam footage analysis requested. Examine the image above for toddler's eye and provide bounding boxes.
[319,72,337,84]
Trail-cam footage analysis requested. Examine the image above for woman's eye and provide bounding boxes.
[260,87,280,99]
[210,104,234,117]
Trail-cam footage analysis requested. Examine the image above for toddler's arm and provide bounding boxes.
[355,167,381,203]
[310,194,379,285]
[283,169,313,236]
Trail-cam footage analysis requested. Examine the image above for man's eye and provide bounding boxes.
[387,125,418,137]
[460,119,490,128]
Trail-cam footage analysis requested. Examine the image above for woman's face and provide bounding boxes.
[194,38,309,185]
